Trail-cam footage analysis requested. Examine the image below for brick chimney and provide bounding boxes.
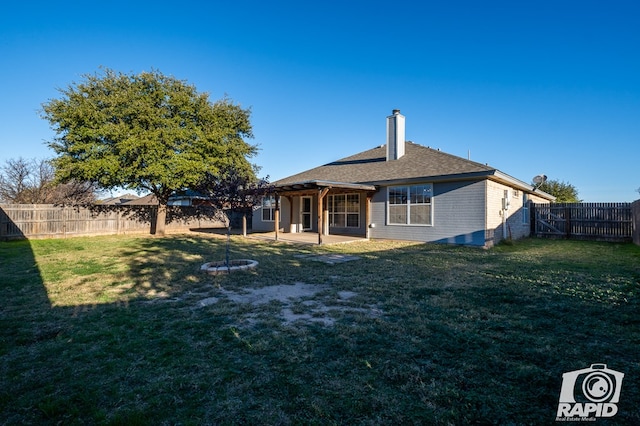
[386,109,405,161]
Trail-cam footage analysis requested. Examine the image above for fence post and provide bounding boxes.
[0,206,5,240]
[632,200,640,246]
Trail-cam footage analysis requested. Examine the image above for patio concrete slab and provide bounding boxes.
[248,231,367,245]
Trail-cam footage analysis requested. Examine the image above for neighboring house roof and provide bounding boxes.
[274,142,553,199]
[118,190,211,206]
[121,194,158,205]
[169,189,209,201]
[99,193,140,205]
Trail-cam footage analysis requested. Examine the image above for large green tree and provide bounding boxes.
[42,68,257,235]
[535,179,581,203]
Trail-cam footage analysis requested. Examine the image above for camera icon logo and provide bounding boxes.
[557,364,624,419]
[581,370,615,402]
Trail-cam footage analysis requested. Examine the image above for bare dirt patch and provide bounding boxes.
[294,253,362,264]
[195,282,382,327]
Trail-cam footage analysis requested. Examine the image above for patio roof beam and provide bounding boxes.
[272,180,377,194]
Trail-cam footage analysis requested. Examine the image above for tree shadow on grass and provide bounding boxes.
[115,234,324,302]
[86,204,229,235]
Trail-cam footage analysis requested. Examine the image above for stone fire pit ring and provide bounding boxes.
[201,259,259,275]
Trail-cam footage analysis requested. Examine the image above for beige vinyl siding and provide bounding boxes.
[251,196,290,232]
[370,180,487,246]
[485,180,552,246]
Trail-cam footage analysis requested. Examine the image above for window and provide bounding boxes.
[329,193,360,228]
[522,194,529,224]
[262,195,276,222]
[388,184,432,225]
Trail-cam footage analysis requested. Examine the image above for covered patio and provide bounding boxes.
[266,180,377,245]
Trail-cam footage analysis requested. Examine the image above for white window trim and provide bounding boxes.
[522,194,529,224]
[386,184,434,226]
[300,196,313,231]
[329,193,360,228]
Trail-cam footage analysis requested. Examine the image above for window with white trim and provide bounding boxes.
[262,195,276,222]
[388,184,433,225]
[328,193,360,228]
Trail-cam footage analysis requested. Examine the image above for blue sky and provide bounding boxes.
[1,1,639,201]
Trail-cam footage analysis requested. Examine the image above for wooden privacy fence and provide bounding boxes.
[531,202,634,242]
[0,204,228,240]
[633,200,640,245]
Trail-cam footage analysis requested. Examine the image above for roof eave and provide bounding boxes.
[273,180,377,192]
[364,170,497,187]
[491,171,556,201]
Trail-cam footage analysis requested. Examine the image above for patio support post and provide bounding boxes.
[242,213,247,237]
[317,190,322,245]
[317,187,330,244]
[365,194,372,239]
[323,204,329,236]
[285,196,293,233]
[274,193,280,241]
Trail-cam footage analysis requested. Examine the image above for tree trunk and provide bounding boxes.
[152,203,168,236]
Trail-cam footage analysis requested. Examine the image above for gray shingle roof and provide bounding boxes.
[274,142,497,186]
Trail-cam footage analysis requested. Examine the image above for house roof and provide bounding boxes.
[275,180,377,192]
[111,190,210,206]
[276,142,495,186]
[121,194,158,205]
[274,142,554,199]
[99,193,140,205]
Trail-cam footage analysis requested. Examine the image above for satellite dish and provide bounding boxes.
[532,174,547,185]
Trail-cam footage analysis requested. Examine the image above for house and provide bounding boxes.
[117,190,212,206]
[253,110,554,247]
[120,194,157,205]
[99,193,140,205]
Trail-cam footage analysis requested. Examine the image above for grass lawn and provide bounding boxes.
[1,234,639,425]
